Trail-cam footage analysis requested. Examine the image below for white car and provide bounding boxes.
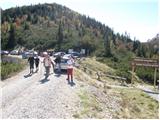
[53,52,65,57]
[10,50,19,55]
[63,54,72,59]
[54,57,69,71]
[22,51,33,59]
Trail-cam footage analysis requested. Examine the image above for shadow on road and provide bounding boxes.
[67,80,76,87]
[54,69,68,78]
[40,76,50,84]
[43,73,54,76]
[70,81,76,87]
[24,73,32,78]
[54,74,61,77]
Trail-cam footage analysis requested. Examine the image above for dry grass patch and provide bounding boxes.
[112,88,159,119]
[79,57,115,74]
[77,57,122,85]
[74,59,159,119]
[74,90,103,118]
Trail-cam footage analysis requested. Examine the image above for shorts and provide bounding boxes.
[30,63,34,69]
[67,68,73,75]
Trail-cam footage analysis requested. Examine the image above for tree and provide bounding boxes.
[137,44,143,57]
[132,39,140,52]
[57,21,63,50]
[141,44,146,57]
[16,29,25,46]
[27,13,32,21]
[1,31,9,50]
[32,14,38,24]
[6,15,12,22]
[23,22,30,30]
[78,34,96,55]
[104,30,112,57]
[7,23,16,50]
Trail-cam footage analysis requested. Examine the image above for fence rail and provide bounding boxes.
[131,57,159,88]
[78,65,127,85]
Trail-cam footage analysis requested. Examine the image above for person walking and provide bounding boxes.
[28,54,34,74]
[66,56,75,84]
[43,52,53,76]
[55,54,61,73]
[34,55,40,72]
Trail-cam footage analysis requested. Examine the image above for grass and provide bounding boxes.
[112,88,159,119]
[1,57,27,80]
[96,55,159,85]
[78,57,115,74]
[74,67,103,88]
[75,58,159,119]
[77,57,125,85]
[75,89,103,118]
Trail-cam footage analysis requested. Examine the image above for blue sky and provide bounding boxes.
[0,0,158,42]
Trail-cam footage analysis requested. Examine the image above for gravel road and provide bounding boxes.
[2,56,158,119]
[1,57,80,119]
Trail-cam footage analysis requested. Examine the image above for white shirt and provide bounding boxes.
[67,59,74,69]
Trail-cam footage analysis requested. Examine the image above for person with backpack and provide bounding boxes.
[54,54,61,73]
[43,52,54,76]
[28,54,34,74]
[34,55,40,72]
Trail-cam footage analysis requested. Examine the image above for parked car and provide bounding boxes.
[54,55,72,71]
[53,52,65,57]
[70,52,81,58]
[63,54,72,59]
[22,51,34,59]
[10,50,19,55]
[1,50,9,55]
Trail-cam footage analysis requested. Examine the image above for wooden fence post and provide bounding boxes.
[84,67,87,72]
[154,68,157,88]
[121,79,125,86]
[96,72,101,80]
[89,70,92,75]
[131,62,135,86]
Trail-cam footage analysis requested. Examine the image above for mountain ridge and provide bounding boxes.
[1,3,158,58]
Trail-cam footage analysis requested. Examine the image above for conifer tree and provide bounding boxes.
[57,21,63,50]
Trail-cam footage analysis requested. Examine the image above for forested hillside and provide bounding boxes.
[1,3,158,57]
[1,3,159,83]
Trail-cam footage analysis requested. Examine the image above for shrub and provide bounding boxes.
[1,59,26,80]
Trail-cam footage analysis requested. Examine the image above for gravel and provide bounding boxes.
[1,57,80,119]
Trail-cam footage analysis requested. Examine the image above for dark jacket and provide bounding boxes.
[34,57,40,65]
[28,56,34,65]
[55,56,61,63]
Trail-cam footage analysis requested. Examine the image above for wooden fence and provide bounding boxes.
[78,65,127,85]
[131,57,159,88]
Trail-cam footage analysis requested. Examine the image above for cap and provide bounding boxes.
[43,52,48,55]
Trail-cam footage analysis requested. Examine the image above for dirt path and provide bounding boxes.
[136,85,159,101]
[1,57,81,119]
[1,56,158,119]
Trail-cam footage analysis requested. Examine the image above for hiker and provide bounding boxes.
[28,54,34,74]
[54,54,61,73]
[34,55,40,72]
[66,56,75,84]
[43,52,54,76]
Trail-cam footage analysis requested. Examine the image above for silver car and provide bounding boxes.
[54,58,68,70]
[54,54,72,71]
